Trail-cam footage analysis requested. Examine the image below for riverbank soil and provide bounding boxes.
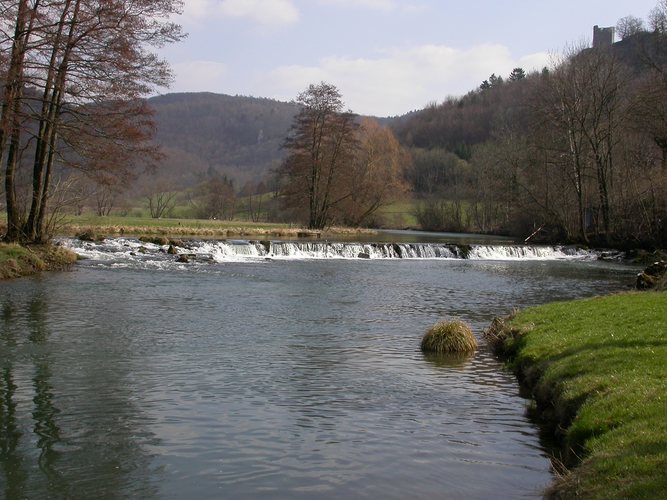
[0,244,78,279]
[486,292,667,498]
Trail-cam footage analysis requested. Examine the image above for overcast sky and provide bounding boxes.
[162,0,659,116]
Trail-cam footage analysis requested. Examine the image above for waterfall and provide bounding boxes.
[63,237,613,264]
[465,245,596,260]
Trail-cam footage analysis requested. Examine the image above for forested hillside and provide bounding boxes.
[5,5,661,248]
[392,29,667,247]
[146,93,299,188]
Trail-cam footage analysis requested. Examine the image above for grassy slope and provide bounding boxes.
[61,214,290,231]
[378,200,418,228]
[0,243,78,279]
[50,214,376,238]
[500,292,667,498]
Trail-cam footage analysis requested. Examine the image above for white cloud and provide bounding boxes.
[181,0,211,20]
[170,60,229,93]
[180,0,299,26]
[267,44,551,116]
[218,0,299,25]
[517,52,552,72]
[317,0,426,12]
[318,0,398,10]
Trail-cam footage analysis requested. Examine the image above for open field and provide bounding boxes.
[53,214,376,239]
[378,200,419,228]
[487,292,667,498]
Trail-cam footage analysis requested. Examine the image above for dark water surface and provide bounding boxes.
[0,246,637,498]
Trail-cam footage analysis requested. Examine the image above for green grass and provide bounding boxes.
[378,200,419,228]
[2,212,377,240]
[0,243,34,263]
[489,292,667,498]
[60,214,292,231]
[53,214,378,239]
[0,243,77,279]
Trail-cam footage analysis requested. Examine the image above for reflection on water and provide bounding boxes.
[0,255,637,498]
[0,285,159,499]
[1,364,23,499]
[422,351,475,369]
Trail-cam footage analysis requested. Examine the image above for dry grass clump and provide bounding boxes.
[657,273,667,291]
[636,261,667,290]
[421,320,477,354]
[482,312,534,357]
[0,243,77,280]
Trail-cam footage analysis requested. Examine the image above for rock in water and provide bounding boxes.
[636,261,667,290]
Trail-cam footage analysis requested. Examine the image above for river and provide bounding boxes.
[0,235,637,498]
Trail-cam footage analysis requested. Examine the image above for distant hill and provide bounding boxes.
[146,92,300,188]
[391,30,666,156]
[609,31,667,73]
[145,92,402,191]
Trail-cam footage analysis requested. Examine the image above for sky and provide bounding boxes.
[162,0,660,117]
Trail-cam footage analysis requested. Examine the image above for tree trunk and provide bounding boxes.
[3,0,38,242]
[24,0,75,242]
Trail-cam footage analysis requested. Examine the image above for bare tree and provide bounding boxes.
[147,182,178,219]
[536,51,592,243]
[337,118,408,226]
[1,0,39,241]
[190,174,236,220]
[649,1,667,33]
[1,0,185,243]
[277,82,359,229]
[616,15,645,39]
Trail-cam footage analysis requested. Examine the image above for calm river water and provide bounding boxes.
[0,237,637,498]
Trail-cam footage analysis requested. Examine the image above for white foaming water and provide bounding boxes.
[467,245,596,261]
[268,242,388,259]
[195,240,265,263]
[62,238,607,267]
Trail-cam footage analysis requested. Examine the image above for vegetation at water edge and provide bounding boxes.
[421,320,477,354]
[485,292,667,498]
[0,244,77,280]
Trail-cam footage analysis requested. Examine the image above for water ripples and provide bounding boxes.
[0,254,637,498]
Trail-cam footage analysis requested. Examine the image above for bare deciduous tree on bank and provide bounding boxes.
[278,82,359,230]
[277,82,408,229]
[1,0,185,243]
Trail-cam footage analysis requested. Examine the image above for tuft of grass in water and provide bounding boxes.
[421,320,477,354]
[487,292,667,498]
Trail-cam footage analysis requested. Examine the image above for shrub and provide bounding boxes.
[421,320,477,354]
[76,230,104,242]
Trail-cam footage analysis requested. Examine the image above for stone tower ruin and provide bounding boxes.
[593,25,615,48]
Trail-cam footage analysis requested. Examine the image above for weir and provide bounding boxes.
[203,240,604,261]
[67,237,618,264]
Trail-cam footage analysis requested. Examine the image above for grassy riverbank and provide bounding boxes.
[49,215,377,239]
[486,292,667,498]
[0,243,78,280]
